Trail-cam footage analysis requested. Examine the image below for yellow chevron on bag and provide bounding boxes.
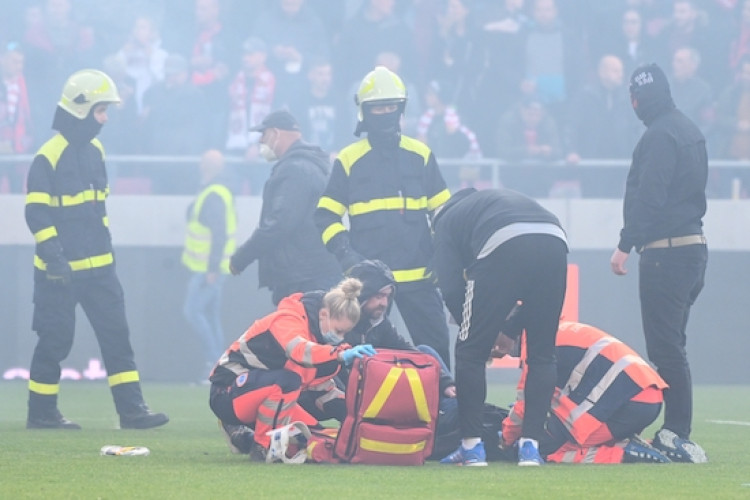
[361,366,432,423]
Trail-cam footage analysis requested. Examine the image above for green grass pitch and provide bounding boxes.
[1,381,748,499]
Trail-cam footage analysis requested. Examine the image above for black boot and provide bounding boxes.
[119,403,169,429]
[112,382,169,429]
[27,408,81,430]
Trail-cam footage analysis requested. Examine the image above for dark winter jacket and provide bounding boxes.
[432,188,565,324]
[231,140,341,291]
[618,64,707,253]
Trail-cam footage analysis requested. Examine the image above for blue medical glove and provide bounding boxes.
[340,344,377,366]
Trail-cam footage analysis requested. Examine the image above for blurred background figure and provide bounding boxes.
[114,16,168,116]
[729,0,750,78]
[23,0,96,149]
[0,42,33,192]
[335,0,417,92]
[496,97,562,198]
[564,54,640,197]
[714,54,750,198]
[608,9,655,78]
[521,0,587,126]
[464,0,529,150]
[287,56,349,157]
[98,53,140,192]
[225,37,276,165]
[670,46,714,137]
[188,0,233,149]
[250,0,330,111]
[182,149,236,382]
[141,53,207,193]
[417,79,481,192]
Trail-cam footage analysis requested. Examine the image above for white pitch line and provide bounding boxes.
[706,419,750,426]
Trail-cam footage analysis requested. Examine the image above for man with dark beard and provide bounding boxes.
[611,62,708,463]
[315,66,453,369]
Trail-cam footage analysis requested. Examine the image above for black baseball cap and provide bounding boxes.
[249,110,300,132]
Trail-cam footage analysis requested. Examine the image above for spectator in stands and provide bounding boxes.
[141,53,207,193]
[417,80,481,160]
[98,54,140,183]
[334,0,417,91]
[608,9,656,78]
[287,56,349,156]
[417,79,482,193]
[715,55,750,162]
[496,97,563,197]
[671,47,714,138]
[464,0,529,150]
[729,0,750,73]
[225,37,276,162]
[652,0,728,92]
[521,0,587,125]
[250,0,330,110]
[189,0,233,149]
[0,42,33,192]
[564,54,640,197]
[424,0,478,108]
[566,55,638,163]
[22,0,97,149]
[114,16,168,115]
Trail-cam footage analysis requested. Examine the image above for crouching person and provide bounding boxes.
[208,277,376,460]
[341,259,456,399]
[498,319,671,464]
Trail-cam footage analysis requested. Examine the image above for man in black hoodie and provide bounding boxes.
[230,110,342,305]
[432,188,569,466]
[611,63,708,463]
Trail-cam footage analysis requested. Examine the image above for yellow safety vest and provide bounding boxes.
[182,183,236,273]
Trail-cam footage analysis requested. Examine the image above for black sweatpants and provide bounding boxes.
[456,234,568,442]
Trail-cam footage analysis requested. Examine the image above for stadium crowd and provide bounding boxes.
[1,0,749,196]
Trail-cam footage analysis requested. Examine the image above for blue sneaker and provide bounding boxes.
[652,428,708,463]
[622,435,671,463]
[518,438,544,466]
[440,442,488,466]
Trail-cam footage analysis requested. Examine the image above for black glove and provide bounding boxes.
[46,258,72,285]
[338,248,365,274]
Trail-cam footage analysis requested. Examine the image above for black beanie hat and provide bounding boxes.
[629,63,675,124]
[346,260,396,304]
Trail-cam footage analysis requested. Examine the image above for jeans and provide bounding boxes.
[639,244,707,438]
[183,273,227,368]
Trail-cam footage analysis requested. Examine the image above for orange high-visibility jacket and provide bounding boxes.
[210,293,348,388]
[503,321,667,446]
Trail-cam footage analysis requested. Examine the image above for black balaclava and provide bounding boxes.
[52,105,103,145]
[629,63,675,126]
[359,101,405,149]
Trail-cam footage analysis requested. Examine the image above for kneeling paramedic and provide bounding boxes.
[497,318,670,464]
[209,277,376,460]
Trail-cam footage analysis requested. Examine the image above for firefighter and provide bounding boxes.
[25,69,168,430]
[209,277,376,460]
[498,320,671,464]
[315,66,453,368]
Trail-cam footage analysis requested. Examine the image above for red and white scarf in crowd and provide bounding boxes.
[225,68,276,150]
[0,74,32,153]
[416,107,482,158]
